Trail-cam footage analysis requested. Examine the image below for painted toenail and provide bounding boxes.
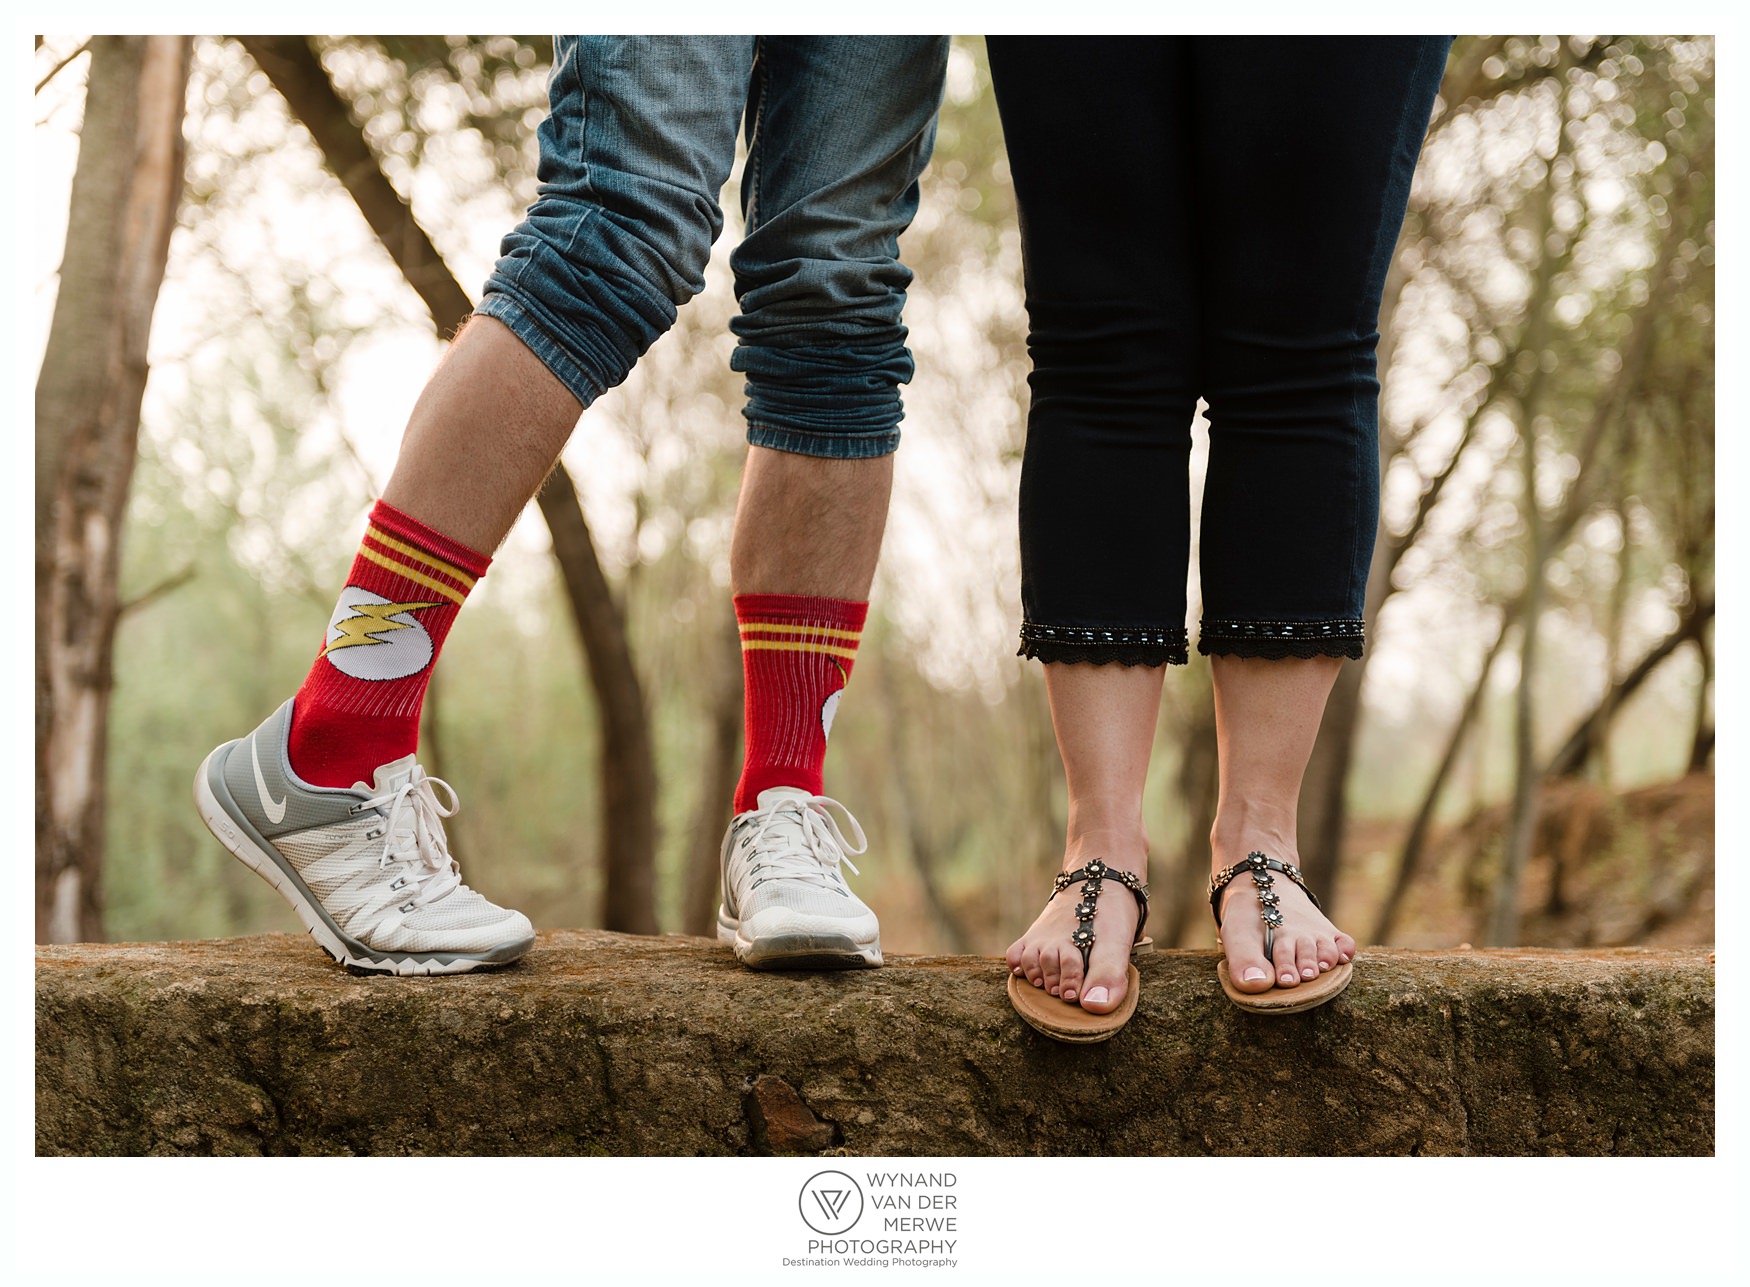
[1085,986,1109,1004]
[1303,967,1316,977]
[1242,967,1268,982]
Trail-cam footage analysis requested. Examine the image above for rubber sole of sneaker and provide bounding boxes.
[194,744,534,977]
[716,916,881,970]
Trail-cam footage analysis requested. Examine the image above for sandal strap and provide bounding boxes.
[1047,858,1150,971]
[1206,851,1322,965]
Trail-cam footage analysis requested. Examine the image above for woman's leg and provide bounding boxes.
[1007,663,1163,1009]
[988,37,1197,1013]
[1210,656,1355,989]
[1192,37,1451,660]
[1190,37,1451,988]
[987,35,1200,671]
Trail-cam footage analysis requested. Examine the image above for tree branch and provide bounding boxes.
[231,35,475,332]
[117,565,196,619]
[36,39,92,95]
[1544,596,1715,779]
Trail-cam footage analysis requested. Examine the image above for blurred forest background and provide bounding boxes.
[35,35,1714,956]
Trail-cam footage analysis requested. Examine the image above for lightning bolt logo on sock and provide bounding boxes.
[319,587,442,681]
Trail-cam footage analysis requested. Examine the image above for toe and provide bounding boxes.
[1219,887,1276,993]
[1223,934,1276,993]
[1295,935,1320,981]
[1272,933,1300,987]
[1334,930,1358,963]
[1059,945,1086,1002]
[1041,946,1063,997]
[1314,932,1338,973]
[1006,939,1024,973]
[1080,940,1129,1015]
[1019,943,1045,989]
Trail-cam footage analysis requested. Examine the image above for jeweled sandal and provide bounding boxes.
[1007,858,1150,1044]
[1208,851,1352,1014]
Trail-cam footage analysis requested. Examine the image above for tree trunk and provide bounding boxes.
[875,657,972,953]
[237,35,660,932]
[35,35,192,942]
[537,471,660,933]
[1370,611,1515,944]
[1012,674,1065,940]
[1688,625,1713,774]
[1489,583,1542,947]
[1295,550,1381,908]
[1296,42,1495,906]
[1295,248,1403,906]
[682,610,744,937]
[1164,674,1220,948]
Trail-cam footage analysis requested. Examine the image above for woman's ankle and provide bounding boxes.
[1208,812,1298,873]
[1063,824,1148,875]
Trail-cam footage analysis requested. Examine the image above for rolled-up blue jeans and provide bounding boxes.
[476,36,949,459]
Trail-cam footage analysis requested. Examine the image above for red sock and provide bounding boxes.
[287,500,490,788]
[734,593,867,813]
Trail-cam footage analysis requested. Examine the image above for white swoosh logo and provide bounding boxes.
[251,735,288,824]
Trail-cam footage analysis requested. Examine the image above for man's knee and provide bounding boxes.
[476,36,751,407]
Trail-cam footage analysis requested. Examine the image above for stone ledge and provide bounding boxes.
[35,932,1713,1156]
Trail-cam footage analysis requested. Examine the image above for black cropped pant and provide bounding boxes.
[987,36,1452,664]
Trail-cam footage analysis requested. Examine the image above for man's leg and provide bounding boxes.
[730,449,892,601]
[379,316,582,555]
[283,319,578,791]
[714,36,948,970]
[727,448,892,808]
[197,37,756,975]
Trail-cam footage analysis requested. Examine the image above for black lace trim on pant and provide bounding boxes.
[1018,622,1189,667]
[1197,619,1365,660]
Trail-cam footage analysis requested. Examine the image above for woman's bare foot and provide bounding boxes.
[1006,832,1146,1014]
[1213,844,1355,992]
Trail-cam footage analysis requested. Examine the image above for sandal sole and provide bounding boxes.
[1218,957,1353,1013]
[1007,962,1140,1044]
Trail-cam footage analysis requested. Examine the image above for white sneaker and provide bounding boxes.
[717,787,882,969]
[194,699,535,975]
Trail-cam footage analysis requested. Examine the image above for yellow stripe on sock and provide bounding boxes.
[367,526,478,590]
[356,545,467,606]
[740,640,860,661]
[738,623,862,642]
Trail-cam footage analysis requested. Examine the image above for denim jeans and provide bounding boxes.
[477,36,949,459]
[988,36,1452,663]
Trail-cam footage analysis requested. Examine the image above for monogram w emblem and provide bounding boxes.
[799,1170,863,1235]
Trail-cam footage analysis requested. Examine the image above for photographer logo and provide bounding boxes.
[798,1170,863,1235]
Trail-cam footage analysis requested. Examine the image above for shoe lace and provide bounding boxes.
[358,771,463,908]
[740,794,868,892]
